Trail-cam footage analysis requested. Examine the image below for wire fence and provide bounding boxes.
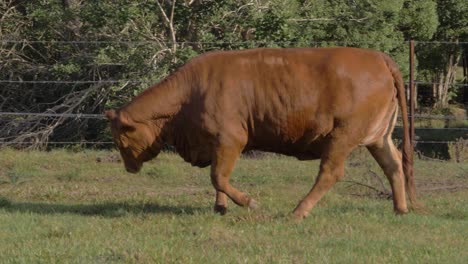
[0,112,105,119]
[1,112,467,121]
[2,39,468,45]
[1,39,467,152]
[1,79,468,86]
[0,110,466,147]
[0,140,461,146]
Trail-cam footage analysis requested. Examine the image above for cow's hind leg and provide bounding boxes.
[210,145,257,212]
[367,138,408,214]
[293,136,354,219]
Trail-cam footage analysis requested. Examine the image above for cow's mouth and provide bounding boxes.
[124,161,142,173]
[125,166,140,173]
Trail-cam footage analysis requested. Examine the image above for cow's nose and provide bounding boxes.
[125,165,140,173]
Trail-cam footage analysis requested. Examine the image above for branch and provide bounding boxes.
[368,169,391,194]
[156,0,171,25]
[287,17,369,22]
[287,18,334,22]
[156,0,177,60]
[1,85,104,149]
[342,180,386,194]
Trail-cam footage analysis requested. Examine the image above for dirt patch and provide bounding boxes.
[417,178,468,193]
[96,153,121,163]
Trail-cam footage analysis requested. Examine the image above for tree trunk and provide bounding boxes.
[434,51,462,108]
[415,83,418,109]
[463,51,468,104]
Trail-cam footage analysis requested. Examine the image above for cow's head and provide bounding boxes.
[105,109,161,173]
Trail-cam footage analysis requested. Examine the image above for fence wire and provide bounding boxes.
[1,79,467,87]
[0,112,105,119]
[1,112,467,122]
[2,40,468,45]
[1,39,466,149]
[0,140,461,147]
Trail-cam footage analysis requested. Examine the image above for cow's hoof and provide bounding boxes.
[248,199,259,210]
[395,207,409,215]
[214,204,227,215]
[292,210,308,220]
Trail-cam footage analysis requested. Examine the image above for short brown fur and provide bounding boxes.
[106,47,417,218]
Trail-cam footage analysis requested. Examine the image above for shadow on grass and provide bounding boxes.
[0,198,205,217]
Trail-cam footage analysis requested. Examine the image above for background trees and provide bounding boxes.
[0,0,466,147]
[416,0,468,108]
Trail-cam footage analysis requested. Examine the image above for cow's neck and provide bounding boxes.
[120,68,191,124]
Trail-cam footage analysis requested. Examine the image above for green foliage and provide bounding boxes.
[0,0,465,145]
[415,0,468,107]
[399,0,439,40]
[435,0,468,40]
[52,63,81,76]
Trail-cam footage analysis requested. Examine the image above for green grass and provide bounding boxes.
[0,148,467,263]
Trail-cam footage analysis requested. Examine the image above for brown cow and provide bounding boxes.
[105,47,417,219]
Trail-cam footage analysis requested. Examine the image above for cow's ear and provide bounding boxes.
[118,112,135,131]
[105,109,117,120]
[105,110,134,131]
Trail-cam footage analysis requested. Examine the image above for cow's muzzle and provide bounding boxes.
[124,160,142,174]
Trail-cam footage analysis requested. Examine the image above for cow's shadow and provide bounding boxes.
[0,199,205,217]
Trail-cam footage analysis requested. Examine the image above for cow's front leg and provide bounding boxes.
[214,191,228,215]
[210,145,257,212]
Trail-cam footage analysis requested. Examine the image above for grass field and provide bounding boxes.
[0,148,467,263]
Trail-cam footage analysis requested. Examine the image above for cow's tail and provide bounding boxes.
[382,53,420,211]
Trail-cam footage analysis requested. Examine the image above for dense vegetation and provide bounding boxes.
[0,0,467,146]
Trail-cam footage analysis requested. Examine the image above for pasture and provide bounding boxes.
[0,148,467,263]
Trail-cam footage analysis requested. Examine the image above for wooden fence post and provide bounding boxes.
[409,40,415,171]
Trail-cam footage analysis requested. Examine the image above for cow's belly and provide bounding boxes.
[245,131,329,160]
[178,148,212,168]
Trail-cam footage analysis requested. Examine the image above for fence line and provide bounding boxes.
[410,127,468,131]
[2,40,468,45]
[1,112,467,121]
[0,140,461,146]
[412,140,466,144]
[1,40,409,45]
[0,80,147,84]
[406,115,468,120]
[1,39,466,149]
[0,112,105,119]
[1,79,467,87]
[414,82,468,87]
[1,141,114,145]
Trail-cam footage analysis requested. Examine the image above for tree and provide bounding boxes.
[0,0,463,148]
[417,0,468,108]
[0,1,181,147]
